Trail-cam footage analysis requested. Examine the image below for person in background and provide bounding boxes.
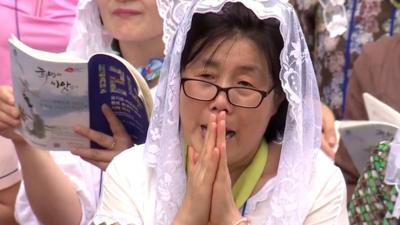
[0,1,78,224]
[339,33,400,199]
[0,0,164,224]
[291,0,399,118]
[321,102,337,158]
[93,1,348,224]
[67,0,164,169]
[290,0,400,194]
[345,33,400,222]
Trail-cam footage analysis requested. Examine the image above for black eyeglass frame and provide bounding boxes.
[180,77,276,108]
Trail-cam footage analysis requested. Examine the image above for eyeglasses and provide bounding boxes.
[181,78,275,108]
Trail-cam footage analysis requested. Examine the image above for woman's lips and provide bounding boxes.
[112,8,141,17]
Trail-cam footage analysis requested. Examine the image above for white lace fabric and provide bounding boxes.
[146,0,322,224]
[66,0,114,59]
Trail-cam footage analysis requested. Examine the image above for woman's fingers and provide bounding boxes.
[214,139,229,191]
[187,112,227,184]
[74,125,132,152]
[186,113,220,182]
[70,147,115,162]
[209,112,242,225]
[0,86,20,129]
[216,111,226,150]
[70,147,120,171]
[73,125,132,171]
[202,113,217,157]
[210,142,241,225]
[179,112,229,225]
[221,148,229,178]
[101,104,129,138]
[73,105,133,170]
[74,126,115,149]
[217,142,229,183]
[0,86,15,105]
[201,113,220,178]
[0,109,20,127]
[0,87,22,140]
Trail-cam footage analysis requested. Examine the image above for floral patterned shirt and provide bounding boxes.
[291,0,400,118]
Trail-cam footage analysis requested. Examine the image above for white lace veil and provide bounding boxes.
[147,0,322,224]
[66,0,114,59]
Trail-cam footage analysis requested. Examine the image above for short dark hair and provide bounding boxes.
[180,2,288,142]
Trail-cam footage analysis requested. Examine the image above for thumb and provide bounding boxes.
[216,143,230,185]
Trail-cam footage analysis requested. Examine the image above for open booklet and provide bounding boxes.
[338,93,399,173]
[9,35,153,150]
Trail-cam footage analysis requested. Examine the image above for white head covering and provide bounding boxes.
[66,0,114,59]
[147,0,322,224]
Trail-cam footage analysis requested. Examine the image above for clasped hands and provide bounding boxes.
[174,111,243,225]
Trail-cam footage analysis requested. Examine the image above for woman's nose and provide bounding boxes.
[210,90,232,113]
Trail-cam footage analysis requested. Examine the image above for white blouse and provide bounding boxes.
[15,152,102,225]
[14,87,158,225]
[93,147,349,225]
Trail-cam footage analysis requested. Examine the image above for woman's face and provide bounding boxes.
[180,37,284,169]
[96,0,163,42]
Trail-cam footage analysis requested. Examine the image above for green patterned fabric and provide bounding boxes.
[348,142,399,225]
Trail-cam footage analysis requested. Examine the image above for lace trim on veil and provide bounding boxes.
[148,1,322,224]
[66,0,114,59]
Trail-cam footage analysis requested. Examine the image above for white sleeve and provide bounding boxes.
[303,153,349,225]
[93,148,150,225]
[15,152,101,225]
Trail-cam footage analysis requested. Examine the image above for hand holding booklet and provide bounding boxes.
[338,93,400,173]
[9,35,153,150]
